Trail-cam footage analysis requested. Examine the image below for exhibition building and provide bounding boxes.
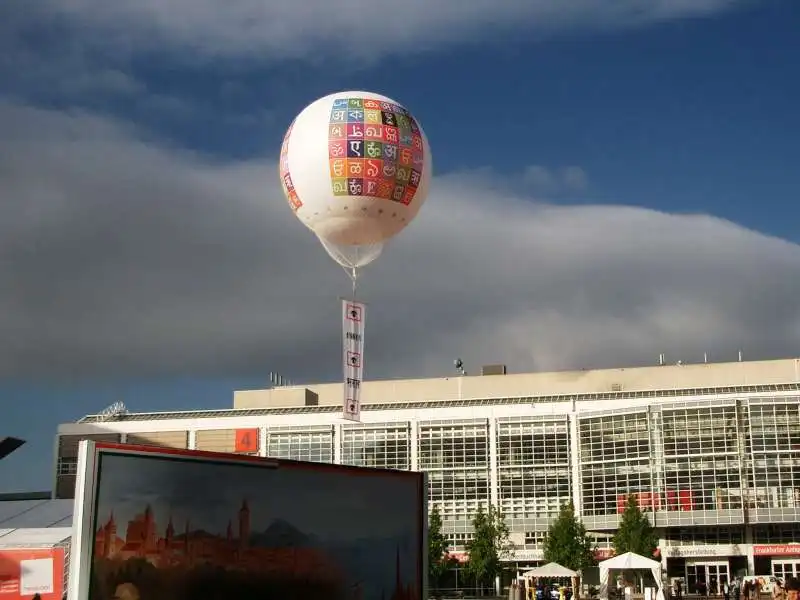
[54,357,800,587]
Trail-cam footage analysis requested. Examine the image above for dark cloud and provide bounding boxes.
[1,100,799,383]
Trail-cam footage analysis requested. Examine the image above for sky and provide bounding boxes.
[0,0,799,491]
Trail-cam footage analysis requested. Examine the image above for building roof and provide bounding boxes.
[0,527,71,548]
[0,499,73,529]
[73,357,800,423]
[0,492,52,502]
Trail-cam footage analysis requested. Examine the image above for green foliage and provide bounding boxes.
[428,505,451,587]
[612,495,659,557]
[543,501,596,572]
[464,503,514,588]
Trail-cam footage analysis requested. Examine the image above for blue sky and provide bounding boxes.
[1,0,800,492]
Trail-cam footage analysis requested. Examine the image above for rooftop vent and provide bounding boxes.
[481,364,507,376]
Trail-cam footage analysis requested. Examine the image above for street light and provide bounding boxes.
[0,437,26,461]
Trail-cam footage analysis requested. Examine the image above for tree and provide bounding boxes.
[612,494,659,557]
[543,501,596,572]
[428,505,450,590]
[464,503,514,593]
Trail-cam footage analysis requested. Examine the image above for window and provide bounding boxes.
[746,401,800,514]
[419,421,490,519]
[497,419,571,519]
[579,411,652,516]
[57,456,78,476]
[341,425,410,470]
[266,430,333,463]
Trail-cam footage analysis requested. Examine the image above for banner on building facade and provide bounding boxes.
[342,298,366,422]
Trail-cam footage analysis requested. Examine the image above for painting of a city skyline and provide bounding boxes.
[85,445,424,600]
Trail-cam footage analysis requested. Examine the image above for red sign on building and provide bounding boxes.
[234,429,259,454]
[0,547,64,600]
[753,545,800,557]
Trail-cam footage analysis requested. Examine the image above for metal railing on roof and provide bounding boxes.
[74,382,800,423]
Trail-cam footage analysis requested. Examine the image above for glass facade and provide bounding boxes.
[659,403,743,522]
[57,393,800,556]
[341,423,410,470]
[496,417,571,524]
[747,400,800,520]
[266,427,333,463]
[418,420,490,522]
[579,410,652,517]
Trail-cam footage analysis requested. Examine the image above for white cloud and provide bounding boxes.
[561,166,588,192]
[0,99,798,382]
[523,165,589,195]
[30,0,752,61]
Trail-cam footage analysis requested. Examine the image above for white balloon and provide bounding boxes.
[317,236,384,270]
[279,91,432,248]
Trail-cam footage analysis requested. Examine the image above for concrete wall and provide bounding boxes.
[233,358,800,409]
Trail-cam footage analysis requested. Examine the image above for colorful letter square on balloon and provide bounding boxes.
[329,159,346,178]
[382,126,399,144]
[364,124,383,140]
[364,109,382,124]
[347,109,364,122]
[399,148,413,166]
[376,180,393,199]
[392,184,406,202]
[329,124,346,139]
[396,166,411,184]
[347,123,364,139]
[332,98,349,109]
[381,111,396,127]
[330,109,347,123]
[364,178,380,196]
[363,99,381,110]
[329,140,346,158]
[365,141,383,159]
[347,178,364,196]
[332,178,348,196]
[401,187,416,206]
[348,98,363,109]
[365,159,382,178]
[408,169,422,188]
[288,190,303,209]
[382,162,397,178]
[383,144,398,162]
[346,159,364,178]
[347,140,364,158]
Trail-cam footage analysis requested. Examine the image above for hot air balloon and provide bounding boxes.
[279,91,432,295]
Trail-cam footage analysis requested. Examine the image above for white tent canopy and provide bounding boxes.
[599,552,664,600]
[523,562,578,578]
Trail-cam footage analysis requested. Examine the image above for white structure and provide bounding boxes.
[599,552,664,600]
[55,357,800,586]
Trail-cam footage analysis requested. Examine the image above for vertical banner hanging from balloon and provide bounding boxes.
[342,298,366,421]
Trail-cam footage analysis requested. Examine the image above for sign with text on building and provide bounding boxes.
[234,428,259,453]
[342,299,366,422]
[753,544,800,557]
[664,544,746,558]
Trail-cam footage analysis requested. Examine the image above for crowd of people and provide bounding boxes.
[674,577,800,600]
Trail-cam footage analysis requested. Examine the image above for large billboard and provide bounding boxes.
[69,442,426,600]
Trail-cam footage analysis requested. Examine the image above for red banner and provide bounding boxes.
[0,547,64,599]
[753,545,800,557]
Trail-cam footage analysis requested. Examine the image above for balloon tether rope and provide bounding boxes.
[347,267,358,299]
